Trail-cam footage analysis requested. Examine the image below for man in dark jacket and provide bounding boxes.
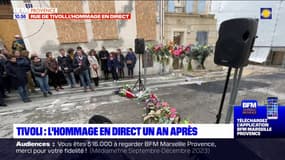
[14,50,31,73]
[73,50,94,92]
[99,46,110,80]
[125,48,137,78]
[31,55,52,97]
[6,56,31,103]
[58,48,76,88]
[116,49,125,79]
[0,56,7,106]
[107,53,119,82]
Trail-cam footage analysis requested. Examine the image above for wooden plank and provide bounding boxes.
[88,0,118,40]
[135,0,157,40]
[50,0,88,43]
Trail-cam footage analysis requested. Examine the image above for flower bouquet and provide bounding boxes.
[119,89,136,98]
[186,44,213,70]
[115,85,190,124]
[143,100,181,124]
[147,43,170,65]
[136,89,151,102]
[115,84,137,98]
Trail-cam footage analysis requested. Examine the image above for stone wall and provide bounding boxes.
[164,13,218,46]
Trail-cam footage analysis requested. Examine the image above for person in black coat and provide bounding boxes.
[31,55,52,97]
[1,48,12,93]
[57,48,76,88]
[107,53,119,82]
[125,48,137,78]
[0,56,7,106]
[14,50,31,73]
[116,48,125,79]
[6,56,31,103]
[99,46,110,80]
[73,50,94,92]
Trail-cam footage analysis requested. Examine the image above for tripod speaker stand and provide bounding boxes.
[133,38,145,91]
[133,53,145,91]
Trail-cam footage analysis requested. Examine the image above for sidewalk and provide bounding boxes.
[4,64,282,102]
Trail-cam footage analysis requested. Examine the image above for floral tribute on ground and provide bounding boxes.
[114,85,191,124]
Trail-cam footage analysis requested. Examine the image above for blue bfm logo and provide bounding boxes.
[241,100,257,115]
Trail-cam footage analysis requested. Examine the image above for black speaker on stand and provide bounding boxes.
[133,38,145,91]
[214,18,258,123]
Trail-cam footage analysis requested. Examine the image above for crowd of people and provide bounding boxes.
[0,35,138,107]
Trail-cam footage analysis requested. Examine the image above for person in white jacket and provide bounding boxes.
[88,49,101,87]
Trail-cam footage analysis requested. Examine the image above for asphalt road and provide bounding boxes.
[94,72,285,124]
[0,71,284,137]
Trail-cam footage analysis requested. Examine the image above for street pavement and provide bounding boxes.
[0,65,284,138]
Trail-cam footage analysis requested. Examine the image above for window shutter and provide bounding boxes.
[197,31,208,45]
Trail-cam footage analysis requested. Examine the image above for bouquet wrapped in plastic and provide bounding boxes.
[119,89,136,98]
[136,89,151,102]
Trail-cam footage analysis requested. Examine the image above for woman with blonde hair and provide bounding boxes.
[88,49,101,87]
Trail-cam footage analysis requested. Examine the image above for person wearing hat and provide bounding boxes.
[11,34,26,52]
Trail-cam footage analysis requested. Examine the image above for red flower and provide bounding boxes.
[161,102,169,107]
[154,44,163,51]
[170,107,177,113]
[173,48,183,56]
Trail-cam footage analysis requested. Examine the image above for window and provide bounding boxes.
[0,0,13,19]
[173,31,184,45]
[197,0,206,14]
[168,0,175,12]
[0,0,11,5]
[186,0,194,13]
[196,31,208,45]
[168,0,187,13]
[174,0,185,13]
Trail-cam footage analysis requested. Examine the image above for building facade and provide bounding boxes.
[163,0,219,70]
[3,0,222,74]
[164,0,218,46]
[11,0,160,54]
[8,0,165,75]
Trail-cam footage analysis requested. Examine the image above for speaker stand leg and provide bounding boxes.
[225,67,243,123]
[133,54,145,91]
[216,67,232,124]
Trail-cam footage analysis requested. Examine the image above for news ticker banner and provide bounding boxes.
[3,139,283,160]
[13,124,233,139]
[13,7,131,20]
[12,98,285,139]
[234,97,285,138]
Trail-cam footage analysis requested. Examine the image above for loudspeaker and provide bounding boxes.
[135,38,145,54]
[214,18,258,68]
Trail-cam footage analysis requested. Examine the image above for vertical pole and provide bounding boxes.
[144,66,147,88]
[225,67,243,123]
[138,53,141,90]
[216,67,232,124]
[161,0,165,74]
[225,68,239,123]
